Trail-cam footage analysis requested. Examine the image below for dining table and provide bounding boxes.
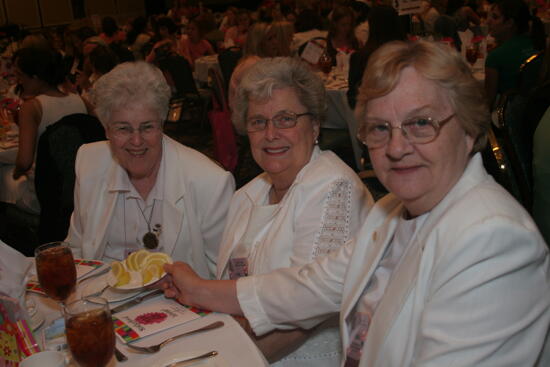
[194,54,222,87]
[27,263,269,367]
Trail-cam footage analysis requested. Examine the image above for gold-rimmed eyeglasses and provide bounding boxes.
[109,121,162,139]
[357,113,455,148]
[246,111,313,132]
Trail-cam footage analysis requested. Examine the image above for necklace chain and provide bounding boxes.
[137,199,156,233]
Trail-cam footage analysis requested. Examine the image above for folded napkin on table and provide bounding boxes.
[0,240,32,299]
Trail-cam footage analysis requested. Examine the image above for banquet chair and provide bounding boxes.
[490,51,548,211]
[218,46,242,92]
[34,113,106,243]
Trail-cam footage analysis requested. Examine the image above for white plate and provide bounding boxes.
[80,274,141,303]
[106,271,166,291]
[152,350,227,367]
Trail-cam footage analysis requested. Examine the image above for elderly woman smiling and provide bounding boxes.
[162,41,550,366]
[215,57,373,365]
[66,61,235,278]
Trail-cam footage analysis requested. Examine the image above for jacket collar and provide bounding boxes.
[344,153,489,365]
[96,136,186,256]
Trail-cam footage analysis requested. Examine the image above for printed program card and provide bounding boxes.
[113,297,201,343]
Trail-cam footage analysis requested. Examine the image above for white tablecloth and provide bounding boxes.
[323,71,363,170]
[30,290,268,367]
[195,55,222,85]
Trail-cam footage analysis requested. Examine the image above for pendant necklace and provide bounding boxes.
[137,200,159,249]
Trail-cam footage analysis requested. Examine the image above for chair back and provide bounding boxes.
[156,55,198,97]
[35,114,106,243]
[218,46,242,91]
[491,51,549,210]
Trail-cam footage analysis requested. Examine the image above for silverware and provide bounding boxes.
[165,351,218,367]
[77,266,110,284]
[111,289,164,314]
[126,321,224,354]
[114,347,128,362]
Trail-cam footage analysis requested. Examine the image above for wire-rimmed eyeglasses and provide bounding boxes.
[246,111,313,132]
[109,121,162,139]
[357,114,455,148]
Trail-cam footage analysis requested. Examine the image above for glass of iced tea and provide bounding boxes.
[34,241,77,303]
[63,297,115,367]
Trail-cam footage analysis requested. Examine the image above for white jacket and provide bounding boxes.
[217,147,373,366]
[66,135,235,279]
[238,153,550,366]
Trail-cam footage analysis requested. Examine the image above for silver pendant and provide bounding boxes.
[143,232,159,249]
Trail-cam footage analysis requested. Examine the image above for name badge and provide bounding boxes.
[344,312,371,366]
[228,257,249,280]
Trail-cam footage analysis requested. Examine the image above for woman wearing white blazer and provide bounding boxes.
[216,57,373,365]
[163,41,550,365]
[66,61,234,279]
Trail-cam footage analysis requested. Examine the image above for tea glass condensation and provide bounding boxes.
[34,242,76,303]
[63,297,115,367]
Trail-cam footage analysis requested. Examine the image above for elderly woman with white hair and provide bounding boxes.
[162,41,550,366]
[214,57,373,365]
[66,61,235,279]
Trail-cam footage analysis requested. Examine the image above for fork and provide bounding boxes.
[126,321,224,353]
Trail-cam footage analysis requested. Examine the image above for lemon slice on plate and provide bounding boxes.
[126,249,149,271]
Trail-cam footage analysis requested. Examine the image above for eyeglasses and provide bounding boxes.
[357,113,455,148]
[246,111,313,132]
[109,121,162,139]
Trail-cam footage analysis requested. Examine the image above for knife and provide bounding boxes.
[111,289,164,314]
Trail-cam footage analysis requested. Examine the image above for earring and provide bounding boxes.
[315,138,319,145]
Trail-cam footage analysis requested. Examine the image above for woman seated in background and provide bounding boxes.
[12,47,87,213]
[326,6,359,66]
[99,16,126,45]
[179,17,215,68]
[485,0,545,107]
[163,40,550,366]
[224,9,251,48]
[66,61,235,279]
[218,57,373,364]
[228,21,293,107]
[347,5,406,109]
[127,16,152,60]
[145,16,182,63]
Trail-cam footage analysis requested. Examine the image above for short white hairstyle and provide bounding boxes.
[232,57,326,134]
[92,61,171,127]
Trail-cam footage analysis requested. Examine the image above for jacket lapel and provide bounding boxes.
[89,161,120,259]
[160,137,185,256]
[340,197,403,347]
[360,154,490,365]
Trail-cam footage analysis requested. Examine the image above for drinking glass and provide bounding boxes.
[64,297,115,367]
[34,242,76,303]
[466,46,479,66]
[318,52,333,75]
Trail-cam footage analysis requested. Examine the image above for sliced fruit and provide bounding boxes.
[126,249,150,271]
[141,268,155,285]
[111,261,124,278]
[145,252,171,265]
[134,249,151,268]
[115,270,131,287]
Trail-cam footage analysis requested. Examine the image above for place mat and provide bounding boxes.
[113,297,203,343]
[26,259,104,295]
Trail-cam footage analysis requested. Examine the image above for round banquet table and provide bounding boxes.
[29,283,268,367]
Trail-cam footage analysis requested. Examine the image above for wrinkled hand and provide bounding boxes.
[162,262,204,307]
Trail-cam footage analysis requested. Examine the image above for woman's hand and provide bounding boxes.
[162,261,242,315]
[163,262,204,307]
